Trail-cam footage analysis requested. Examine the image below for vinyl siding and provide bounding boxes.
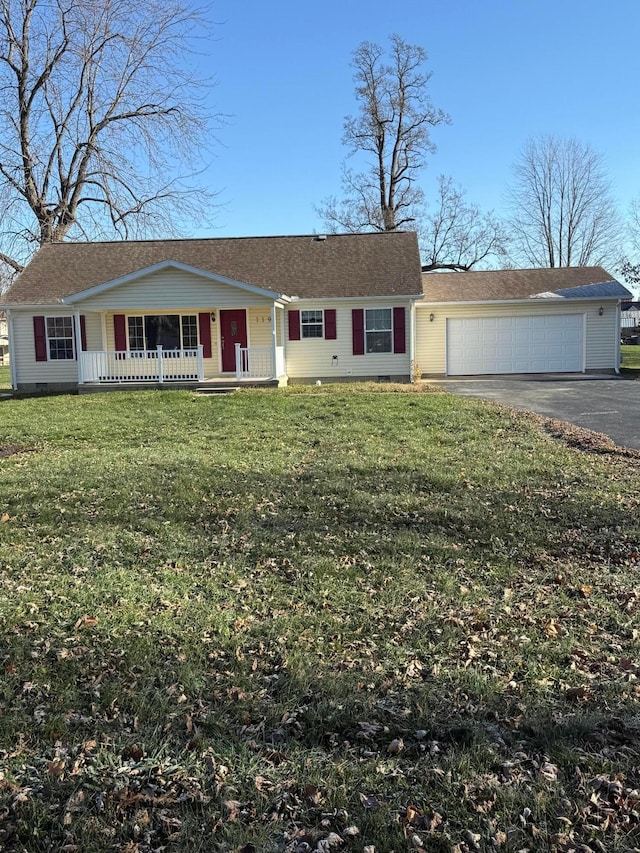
[77,267,276,311]
[285,301,411,379]
[415,301,619,375]
[102,307,281,377]
[11,308,80,385]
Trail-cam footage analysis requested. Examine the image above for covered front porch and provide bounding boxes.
[73,304,287,387]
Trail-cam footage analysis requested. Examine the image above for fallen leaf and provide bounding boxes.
[359,792,380,810]
[565,685,589,701]
[387,737,404,754]
[74,615,98,631]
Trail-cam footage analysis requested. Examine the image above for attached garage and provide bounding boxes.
[446,314,584,376]
[416,267,632,378]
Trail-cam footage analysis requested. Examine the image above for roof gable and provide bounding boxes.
[64,259,287,303]
[1,232,423,305]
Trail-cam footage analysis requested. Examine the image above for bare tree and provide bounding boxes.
[317,34,450,234]
[0,0,217,276]
[619,198,640,287]
[507,135,621,268]
[420,175,509,271]
[317,36,508,272]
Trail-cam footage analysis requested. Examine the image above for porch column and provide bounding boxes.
[73,311,84,384]
[271,302,278,379]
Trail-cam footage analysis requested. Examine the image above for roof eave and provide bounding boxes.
[418,295,629,307]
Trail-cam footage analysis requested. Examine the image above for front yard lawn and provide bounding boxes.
[621,343,640,374]
[0,386,639,852]
[0,365,10,389]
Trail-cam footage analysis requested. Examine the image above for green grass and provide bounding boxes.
[621,343,640,373]
[0,386,639,852]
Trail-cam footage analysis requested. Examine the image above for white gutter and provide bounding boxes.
[289,293,423,303]
[417,295,628,308]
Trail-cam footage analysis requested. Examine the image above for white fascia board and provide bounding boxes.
[62,259,288,304]
[289,293,423,303]
[0,302,71,310]
[417,296,626,308]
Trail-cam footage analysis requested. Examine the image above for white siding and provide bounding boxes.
[101,307,280,378]
[78,268,275,311]
[285,301,411,380]
[415,301,620,376]
[11,308,79,386]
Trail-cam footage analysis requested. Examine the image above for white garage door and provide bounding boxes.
[446,314,584,376]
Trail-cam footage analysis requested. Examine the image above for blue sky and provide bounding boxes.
[196,0,640,242]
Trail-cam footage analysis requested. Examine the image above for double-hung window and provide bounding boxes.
[127,315,199,350]
[365,308,392,353]
[46,317,75,360]
[301,310,324,339]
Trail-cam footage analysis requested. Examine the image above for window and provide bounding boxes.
[301,309,324,339]
[47,316,75,360]
[181,315,198,349]
[127,315,198,350]
[128,317,144,350]
[365,308,392,353]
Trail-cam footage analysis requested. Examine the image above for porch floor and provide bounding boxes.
[78,377,280,395]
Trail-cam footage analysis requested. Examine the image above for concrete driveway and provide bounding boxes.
[435,375,640,450]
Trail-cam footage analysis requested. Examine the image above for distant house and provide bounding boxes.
[621,301,640,329]
[0,234,632,392]
[0,312,8,364]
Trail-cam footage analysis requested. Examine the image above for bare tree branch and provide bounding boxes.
[506,135,622,268]
[0,0,219,279]
[420,176,509,272]
[317,34,449,235]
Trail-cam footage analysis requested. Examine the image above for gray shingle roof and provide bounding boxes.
[1,232,423,305]
[421,266,631,302]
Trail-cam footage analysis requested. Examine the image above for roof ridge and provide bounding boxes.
[44,231,416,247]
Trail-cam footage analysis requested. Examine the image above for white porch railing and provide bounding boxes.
[79,346,204,383]
[235,344,285,379]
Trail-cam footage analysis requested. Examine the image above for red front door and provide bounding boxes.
[220,309,248,372]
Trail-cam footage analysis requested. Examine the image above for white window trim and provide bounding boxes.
[46,315,76,361]
[126,313,199,351]
[301,309,325,340]
[364,307,393,355]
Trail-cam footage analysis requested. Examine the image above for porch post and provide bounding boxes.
[197,344,204,381]
[271,303,278,379]
[73,311,84,384]
[235,342,242,379]
[157,345,164,383]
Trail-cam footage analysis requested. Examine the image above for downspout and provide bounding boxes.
[409,299,417,382]
[7,309,16,390]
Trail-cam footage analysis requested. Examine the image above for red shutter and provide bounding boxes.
[34,316,47,362]
[352,309,364,355]
[80,315,87,352]
[114,314,127,351]
[393,307,406,354]
[288,310,300,341]
[325,309,337,340]
[198,312,212,358]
